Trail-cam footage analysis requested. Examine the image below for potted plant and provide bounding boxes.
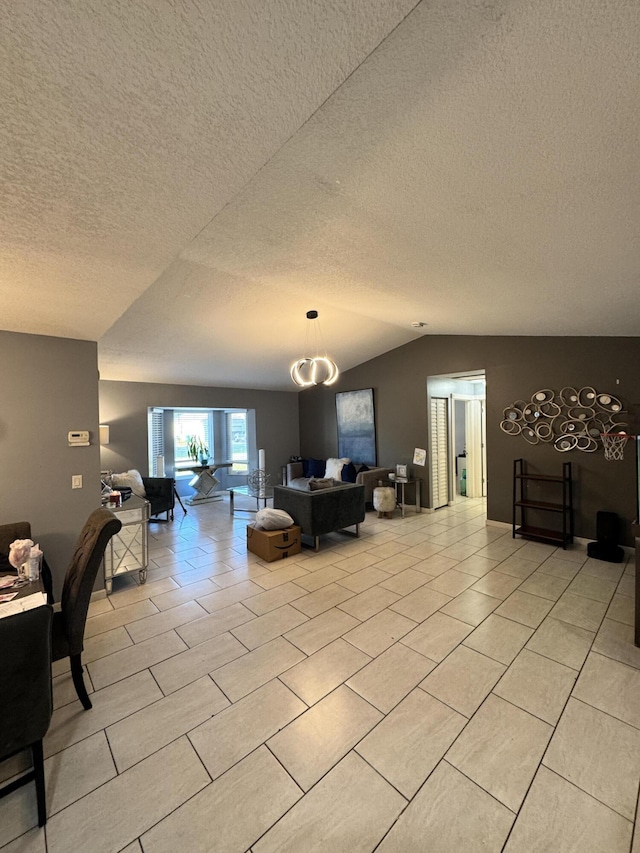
[187,436,209,465]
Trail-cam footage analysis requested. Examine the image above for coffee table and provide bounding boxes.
[228,485,274,516]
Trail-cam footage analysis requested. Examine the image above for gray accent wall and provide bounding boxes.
[0,331,101,597]
[99,380,300,493]
[297,336,640,544]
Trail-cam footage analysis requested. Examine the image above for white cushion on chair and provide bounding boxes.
[111,469,146,497]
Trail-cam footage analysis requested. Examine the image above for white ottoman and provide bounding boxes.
[373,486,396,519]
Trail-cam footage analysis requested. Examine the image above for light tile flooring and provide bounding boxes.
[2,497,640,852]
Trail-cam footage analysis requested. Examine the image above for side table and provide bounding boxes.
[395,479,421,518]
[103,495,150,594]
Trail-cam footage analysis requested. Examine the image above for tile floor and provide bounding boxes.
[1,496,639,852]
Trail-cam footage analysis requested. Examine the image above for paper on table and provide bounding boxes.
[0,591,47,619]
[0,593,18,602]
[0,576,16,589]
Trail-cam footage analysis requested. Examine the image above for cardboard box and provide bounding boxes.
[246,524,301,562]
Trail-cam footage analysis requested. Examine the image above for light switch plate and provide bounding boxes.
[72,475,83,489]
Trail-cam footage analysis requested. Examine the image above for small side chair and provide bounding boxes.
[142,476,176,521]
[51,508,122,710]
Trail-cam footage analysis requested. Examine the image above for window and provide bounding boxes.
[147,406,254,480]
[227,412,248,473]
[174,411,213,472]
[148,408,165,475]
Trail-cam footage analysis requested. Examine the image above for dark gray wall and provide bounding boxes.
[298,336,640,544]
[99,380,300,492]
[0,331,101,596]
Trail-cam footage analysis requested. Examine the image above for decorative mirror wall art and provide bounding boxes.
[500,386,627,452]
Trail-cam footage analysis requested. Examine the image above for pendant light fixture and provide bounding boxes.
[290,310,339,387]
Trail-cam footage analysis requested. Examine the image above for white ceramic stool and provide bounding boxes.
[373,486,396,519]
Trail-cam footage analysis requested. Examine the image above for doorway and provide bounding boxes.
[427,372,486,509]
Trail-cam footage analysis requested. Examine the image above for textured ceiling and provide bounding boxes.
[2,0,639,390]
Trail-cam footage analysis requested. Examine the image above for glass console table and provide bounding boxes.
[228,486,274,516]
[103,495,150,594]
[186,462,233,506]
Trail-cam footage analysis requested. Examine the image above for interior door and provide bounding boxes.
[430,397,449,508]
[465,399,483,498]
[481,399,487,497]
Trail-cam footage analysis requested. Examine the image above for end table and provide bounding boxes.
[395,478,421,518]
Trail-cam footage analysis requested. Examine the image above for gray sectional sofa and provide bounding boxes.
[273,482,365,551]
[286,461,393,505]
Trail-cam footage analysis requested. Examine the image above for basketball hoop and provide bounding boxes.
[601,432,634,461]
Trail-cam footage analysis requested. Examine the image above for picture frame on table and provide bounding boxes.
[396,464,408,480]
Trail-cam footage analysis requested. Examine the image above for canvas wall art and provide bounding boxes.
[336,388,376,465]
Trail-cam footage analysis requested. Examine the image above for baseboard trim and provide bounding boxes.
[486,519,634,556]
[486,519,510,530]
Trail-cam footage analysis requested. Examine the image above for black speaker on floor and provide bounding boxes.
[587,511,625,563]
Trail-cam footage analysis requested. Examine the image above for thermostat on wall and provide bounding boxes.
[68,430,90,447]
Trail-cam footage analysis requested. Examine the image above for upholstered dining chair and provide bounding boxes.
[0,605,54,826]
[0,520,54,604]
[51,508,121,711]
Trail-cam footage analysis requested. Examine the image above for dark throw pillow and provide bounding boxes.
[307,458,326,478]
[341,461,357,483]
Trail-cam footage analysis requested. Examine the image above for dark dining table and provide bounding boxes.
[0,570,53,829]
[0,572,46,603]
[0,559,52,604]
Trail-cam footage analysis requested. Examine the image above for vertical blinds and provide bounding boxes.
[149,409,165,476]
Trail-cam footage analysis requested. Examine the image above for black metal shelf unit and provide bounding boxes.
[512,458,573,548]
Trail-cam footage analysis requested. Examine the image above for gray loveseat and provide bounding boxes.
[286,461,393,506]
[273,483,365,551]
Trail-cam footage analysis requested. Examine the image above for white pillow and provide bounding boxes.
[325,457,350,480]
[112,469,146,497]
[255,508,295,530]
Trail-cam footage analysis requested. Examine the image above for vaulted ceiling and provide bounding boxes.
[2,0,639,391]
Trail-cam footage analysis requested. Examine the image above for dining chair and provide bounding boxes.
[0,521,54,604]
[0,605,54,826]
[51,507,122,711]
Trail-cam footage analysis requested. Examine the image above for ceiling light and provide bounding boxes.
[411,321,427,328]
[290,310,339,388]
